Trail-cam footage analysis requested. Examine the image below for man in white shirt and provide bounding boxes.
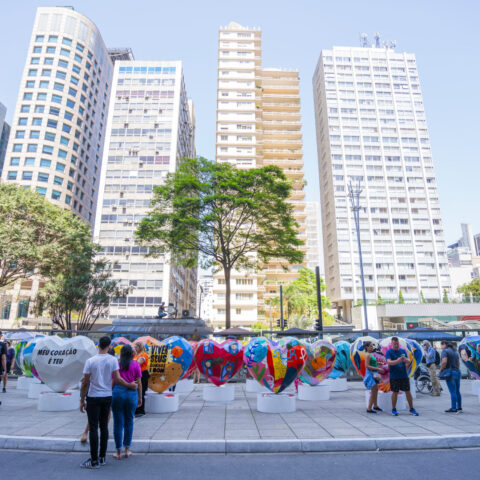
[80,336,138,469]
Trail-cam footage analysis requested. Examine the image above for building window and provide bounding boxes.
[56,162,65,172]
[236,308,242,315]
[7,171,17,180]
[23,93,33,100]
[45,132,55,141]
[38,172,49,182]
[34,105,44,113]
[35,35,44,42]
[40,159,51,168]
[10,158,20,166]
[48,35,58,42]
[32,118,42,126]
[13,144,22,152]
[30,131,40,139]
[42,145,53,155]
[39,80,49,88]
[51,190,61,200]
[24,158,35,166]
[15,131,25,139]
[27,144,38,152]
[28,69,38,76]
[18,118,28,125]
[37,93,47,100]
[36,187,47,196]
[21,105,30,113]
[22,171,33,180]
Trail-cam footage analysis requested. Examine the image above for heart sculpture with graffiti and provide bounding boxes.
[194,339,244,386]
[243,337,307,393]
[299,340,336,386]
[180,341,198,380]
[148,336,193,393]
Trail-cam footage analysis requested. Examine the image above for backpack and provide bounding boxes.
[434,349,440,366]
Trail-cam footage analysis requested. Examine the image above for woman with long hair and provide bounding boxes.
[111,344,142,459]
[133,342,149,417]
[364,341,385,413]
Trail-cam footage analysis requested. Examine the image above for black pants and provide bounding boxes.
[86,396,112,462]
[136,370,149,414]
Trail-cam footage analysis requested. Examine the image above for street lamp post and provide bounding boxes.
[348,180,369,331]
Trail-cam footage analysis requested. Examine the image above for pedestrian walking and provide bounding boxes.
[386,336,419,416]
[0,332,7,394]
[80,336,138,469]
[422,340,441,396]
[111,345,142,459]
[134,341,149,417]
[439,341,462,413]
[364,341,384,413]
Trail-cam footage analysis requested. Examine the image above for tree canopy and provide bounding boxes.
[136,157,304,328]
[0,183,91,289]
[458,278,480,298]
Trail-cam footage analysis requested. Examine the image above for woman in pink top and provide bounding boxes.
[111,345,142,459]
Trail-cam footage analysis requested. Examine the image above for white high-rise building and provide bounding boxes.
[0,102,10,176]
[305,202,323,272]
[213,22,306,327]
[2,7,113,225]
[313,45,451,321]
[94,61,197,319]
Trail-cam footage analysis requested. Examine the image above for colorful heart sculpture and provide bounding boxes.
[299,340,336,386]
[459,335,480,380]
[329,341,351,379]
[243,337,307,393]
[180,341,198,380]
[194,339,244,386]
[148,336,193,393]
[110,337,131,357]
[135,336,162,352]
[32,335,97,392]
[380,336,421,379]
[19,338,43,378]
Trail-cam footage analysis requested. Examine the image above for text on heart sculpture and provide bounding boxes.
[194,339,244,386]
[148,336,193,393]
[299,340,336,386]
[32,335,97,392]
[243,337,307,393]
[180,341,198,380]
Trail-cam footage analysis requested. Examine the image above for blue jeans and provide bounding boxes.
[111,385,138,449]
[445,370,462,410]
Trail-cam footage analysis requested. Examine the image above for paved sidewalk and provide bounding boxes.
[1,378,480,452]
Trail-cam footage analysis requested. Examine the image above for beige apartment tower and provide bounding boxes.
[213,22,306,327]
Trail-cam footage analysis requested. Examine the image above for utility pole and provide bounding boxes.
[315,266,323,338]
[280,285,284,331]
[348,180,369,331]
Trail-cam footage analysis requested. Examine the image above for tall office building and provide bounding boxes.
[0,102,10,176]
[2,7,113,225]
[0,7,113,328]
[305,202,323,272]
[94,61,197,319]
[313,44,451,321]
[214,22,306,327]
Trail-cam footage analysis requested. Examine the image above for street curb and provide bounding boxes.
[1,434,480,453]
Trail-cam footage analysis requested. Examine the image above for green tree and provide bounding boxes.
[35,256,129,331]
[136,157,304,329]
[442,288,450,303]
[420,290,426,303]
[376,293,385,305]
[458,278,480,298]
[398,290,405,304]
[251,321,269,332]
[0,183,92,289]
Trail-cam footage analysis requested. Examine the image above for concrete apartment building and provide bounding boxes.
[305,201,323,272]
[0,7,113,327]
[0,102,11,176]
[94,61,197,319]
[313,44,451,323]
[213,22,306,327]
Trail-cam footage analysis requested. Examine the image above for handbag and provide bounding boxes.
[363,369,376,390]
[439,368,452,379]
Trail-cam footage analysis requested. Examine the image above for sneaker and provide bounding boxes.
[392,409,399,416]
[366,409,377,414]
[456,408,463,414]
[135,412,145,418]
[99,457,106,467]
[2,388,5,393]
[80,458,99,469]
[445,408,457,413]
[409,408,419,416]
[373,406,383,412]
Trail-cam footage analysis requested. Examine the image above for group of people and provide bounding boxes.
[79,336,150,469]
[364,336,463,417]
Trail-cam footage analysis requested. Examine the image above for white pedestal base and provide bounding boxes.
[38,390,80,411]
[325,377,349,392]
[257,392,296,413]
[203,384,235,403]
[28,382,53,399]
[410,378,416,398]
[298,383,330,401]
[17,376,39,391]
[365,390,407,411]
[246,379,269,393]
[175,379,194,394]
[145,392,179,413]
[471,381,480,395]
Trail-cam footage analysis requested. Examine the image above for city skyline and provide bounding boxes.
[0,1,478,246]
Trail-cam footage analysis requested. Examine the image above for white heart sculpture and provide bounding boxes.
[32,335,97,393]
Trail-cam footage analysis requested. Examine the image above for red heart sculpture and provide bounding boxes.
[194,339,244,386]
[180,341,198,380]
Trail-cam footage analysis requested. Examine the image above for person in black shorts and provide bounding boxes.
[386,336,419,416]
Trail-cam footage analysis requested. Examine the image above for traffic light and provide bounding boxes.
[276,318,281,328]
[283,318,288,329]
[406,322,419,330]
[315,318,322,331]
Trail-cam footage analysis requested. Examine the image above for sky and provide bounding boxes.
[1,0,479,245]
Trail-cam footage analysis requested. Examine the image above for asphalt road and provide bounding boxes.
[0,449,476,479]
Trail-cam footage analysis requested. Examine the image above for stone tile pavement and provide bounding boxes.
[1,378,480,442]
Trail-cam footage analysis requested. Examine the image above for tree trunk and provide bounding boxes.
[225,266,231,330]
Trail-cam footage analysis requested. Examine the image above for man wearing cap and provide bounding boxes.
[422,340,440,396]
